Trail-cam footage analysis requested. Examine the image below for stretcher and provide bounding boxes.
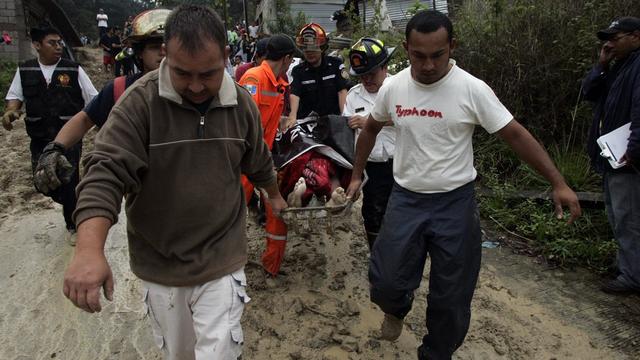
[280,199,354,235]
[272,113,361,234]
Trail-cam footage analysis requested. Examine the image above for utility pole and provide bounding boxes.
[243,0,249,29]
[221,0,229,32]
[363,0,366,27]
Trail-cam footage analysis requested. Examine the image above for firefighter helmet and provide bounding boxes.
[348,37,396,76]
[295,23,328,52]
[125,9,171,43]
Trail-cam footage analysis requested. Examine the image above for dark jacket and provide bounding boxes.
[583,49,640,173]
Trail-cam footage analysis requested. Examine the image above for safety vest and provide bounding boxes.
[238,61,288,149]
[19,58,84,140]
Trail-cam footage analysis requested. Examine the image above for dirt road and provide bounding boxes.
[0,47,638,359]
[0,203,638,359]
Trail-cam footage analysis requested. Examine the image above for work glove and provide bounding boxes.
[2,109,22,130]
[34,142,74,195]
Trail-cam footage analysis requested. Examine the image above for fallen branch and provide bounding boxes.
[488,215,534,244]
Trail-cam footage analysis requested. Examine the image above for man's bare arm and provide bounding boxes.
[54,111,95,149]
[346,115,385,200]
[497,119,582,223]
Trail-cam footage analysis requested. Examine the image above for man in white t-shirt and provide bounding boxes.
[2,26,98,244]
[342,37,396,249]
[248,21,259,40]
[345,11,582,360]
[96,9,108,37]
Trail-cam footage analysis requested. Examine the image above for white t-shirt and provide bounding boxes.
[343,78,395,162]
[371,60,513,193]
[249,25,259,38]
[5,59,98,106]
[97,13,108,28]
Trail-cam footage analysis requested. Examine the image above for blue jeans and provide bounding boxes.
[604,171,640,289]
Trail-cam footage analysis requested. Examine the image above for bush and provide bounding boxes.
[453,0,637,142]
[0,61,16,113]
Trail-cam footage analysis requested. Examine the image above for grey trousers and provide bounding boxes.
[604,171,640,289]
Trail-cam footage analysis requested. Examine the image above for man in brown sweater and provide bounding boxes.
[62,5,287,359]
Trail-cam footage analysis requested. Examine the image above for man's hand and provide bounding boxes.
[551,183,582,225]
[345,178,363,201]
[284,115,297,130]
[2,109,22,130]
[63,248,114,313]
[266,193,288,216]
[599,44,615,68]
[34,142,73,194]
[620,153,634,166]
[348,115,367,129]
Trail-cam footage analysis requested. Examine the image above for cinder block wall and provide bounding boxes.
[0,0,21,61]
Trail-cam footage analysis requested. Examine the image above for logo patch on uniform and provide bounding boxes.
[244,84,257,95]
[57,73,71,87]
[341,69,349,79]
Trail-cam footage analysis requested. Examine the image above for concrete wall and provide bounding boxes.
[0,0,26,61]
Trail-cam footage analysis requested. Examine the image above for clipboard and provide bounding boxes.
[596,122,631,169]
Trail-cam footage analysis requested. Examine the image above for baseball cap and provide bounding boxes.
[597,16,640,41]
[252,38,269,60]
[267,34,303,59]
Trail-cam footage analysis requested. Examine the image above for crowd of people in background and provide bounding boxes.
[90,8,266,80]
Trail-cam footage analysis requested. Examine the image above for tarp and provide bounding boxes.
[272,113,355,170]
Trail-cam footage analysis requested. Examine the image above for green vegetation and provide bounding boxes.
[454,0,636,272]
[0,61,16,113]
[266,0,307,37]
[476,151,616,273]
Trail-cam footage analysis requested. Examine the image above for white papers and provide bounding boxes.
[597,122,631,169]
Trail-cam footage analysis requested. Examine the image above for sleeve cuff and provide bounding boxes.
[74,208,117,229]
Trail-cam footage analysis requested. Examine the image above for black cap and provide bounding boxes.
[597,17,640,41]
[253,38,269,60]
[266,34,303,59]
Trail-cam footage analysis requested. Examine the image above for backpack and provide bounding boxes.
[113,75,127,103]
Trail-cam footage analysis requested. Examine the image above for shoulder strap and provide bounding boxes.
[113,76,127,103]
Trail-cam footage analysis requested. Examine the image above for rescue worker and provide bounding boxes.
[2,25,98,243]
[33,9,169,218]
[342,37,396,249]
[239,34,302,276]
[62,5,287,359]
[286,23,349,128]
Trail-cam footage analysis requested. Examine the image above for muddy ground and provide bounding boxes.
[0,48,639,360]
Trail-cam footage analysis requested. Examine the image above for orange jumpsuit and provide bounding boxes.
[239,61,289,276]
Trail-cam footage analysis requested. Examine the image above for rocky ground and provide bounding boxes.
[0,47,638,360]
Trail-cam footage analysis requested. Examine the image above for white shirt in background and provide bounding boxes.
[96,13,108,28]
[371,60,513,193]
[249,25,259,38]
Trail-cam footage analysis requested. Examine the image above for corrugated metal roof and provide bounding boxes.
[360,0,448,31]
[257,0,448,34]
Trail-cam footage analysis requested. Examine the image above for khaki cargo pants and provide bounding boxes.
[143,268,250,360]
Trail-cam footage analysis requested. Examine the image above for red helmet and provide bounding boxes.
[296,23,328,52]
